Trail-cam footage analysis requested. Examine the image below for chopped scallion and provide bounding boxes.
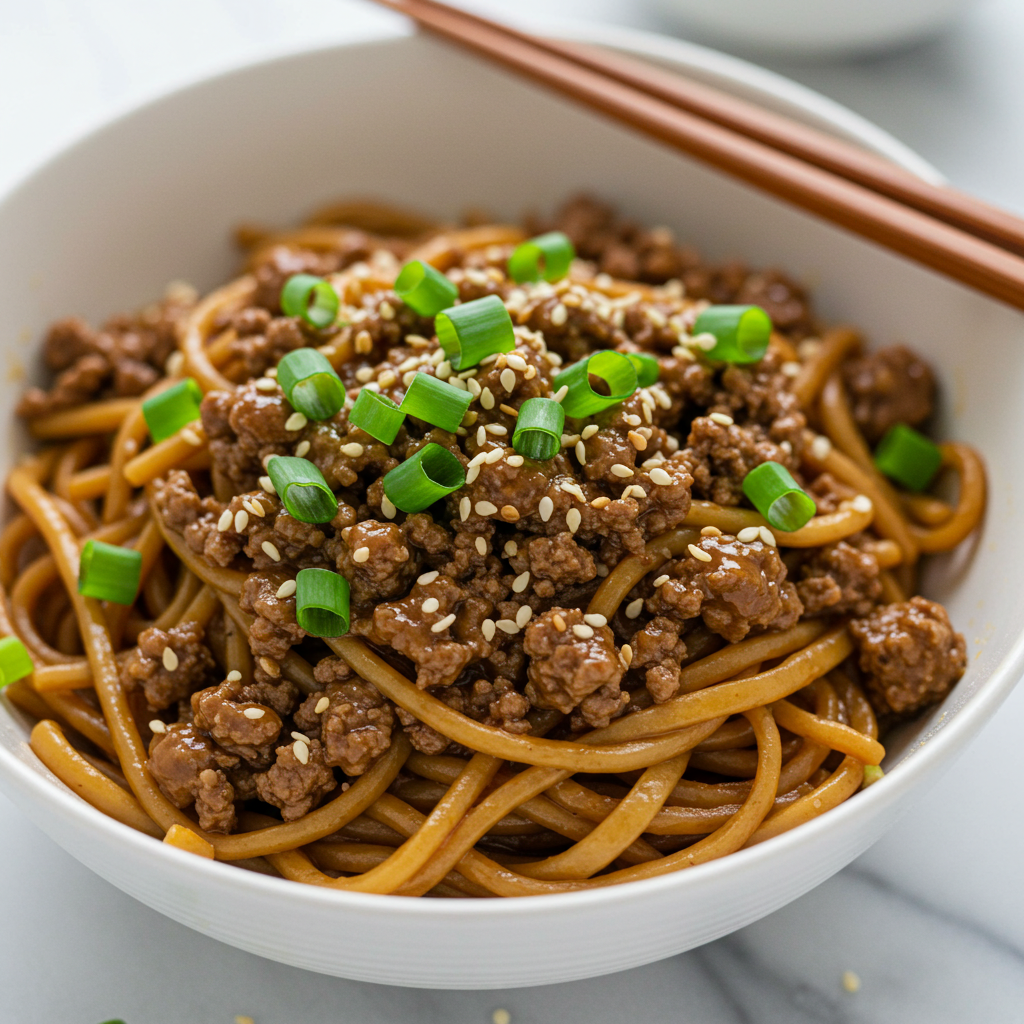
[266,456,338,524]
[0,636,33,688]
[874,423,942,492]
[395,260,459,317]
[295,568,350,636]
[552,350,638,418]
[382,442,465,513]
[741,461,816,532]
[508,231,575,284]
[436,294,514,370]
[512,397,564,460]
[280,274,339,329]
[692,305,771,364]
[142,378,203,443]
[276,349,345,420]
[627,352,660,387]
[349,389,404,445]
[78,540,142,605]
[399,372,472,433]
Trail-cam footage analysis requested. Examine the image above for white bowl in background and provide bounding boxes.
[650,0,980,58]
[0,25,1019,989]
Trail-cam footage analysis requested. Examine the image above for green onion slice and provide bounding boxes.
[436,294,514,370]
[382,443,466,513]
[874,423,942,492]
[78,540,142,605]
[692,305,772,364]
[741,461,816,532]
[553,351,638,419]
[512,397,564,461]
[627,352,660,387]
[295,568,350,637]
[508,231,575,284]
[0,636,34,688]
[280,274,340,330]
[395,260,459,317]
[349,389,404,445]
[142,378,203,443]
[276,349,345,420]
[399,372,472,433]
[266,456,338,524]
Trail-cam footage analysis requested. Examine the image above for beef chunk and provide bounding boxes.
[850,597,966,716]
[239,571,306,664]
[795,539,882,618]
[191,680,283,765]
[255,738,337,821]
[631,616,688,703]
[121,621,215,711]
[842,345,935,444]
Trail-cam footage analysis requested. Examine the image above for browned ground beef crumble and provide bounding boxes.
[24,196,967,834]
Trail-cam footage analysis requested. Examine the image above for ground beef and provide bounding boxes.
[191,679,283,765]
[121,621,215,711]
[794,539,882,618]
[842,345,935,443]
[630,616,688,703]
[255,738,337,821]
[850,597,966,716]
[239,571,306,666]
[649,533,803,643]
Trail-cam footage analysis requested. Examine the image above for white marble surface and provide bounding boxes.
[3,1,1024,1020]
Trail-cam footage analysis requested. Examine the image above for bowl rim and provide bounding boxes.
[0,25,1014,920]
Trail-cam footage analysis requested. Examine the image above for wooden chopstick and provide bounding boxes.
[372,0,1024,312]
[400,0,1024,257]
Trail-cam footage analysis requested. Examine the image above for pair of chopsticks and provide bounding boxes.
[371,0,1024,313]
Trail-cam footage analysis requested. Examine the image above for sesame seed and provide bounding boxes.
[276,579,297,599]
[352,546,370,563]
[291,731,311,744]
[161,647,179,672]
[811,434,832,461]
[292,439,310,458]
[709,412,734,426]
[552,385,569,403]
[625,485,647,499]
[180,427,203,446]
[852,494,873,513]
[624,414,641,427]
[475,537,487,556]
[566,507,581,534]
[842,971,861,994]
[572,624,594,639]
[582,424,598,439]
[620,643,633,669]
[524,364,537,380]
[475,501,498,516]
[500,368,517,393]
[499,403,518,418]
[481,448,502,465]
[575,440,586,464]
[467,377,482,397]
[611,464,634,478]
[653,574,670,588]
[149,720,167,734]
[262,541,282,561]
[381,494,397,519]
[501,505,521,522]
[759,526,777,546]
[781,361,802,377]
[516,605,533,628]
[436,360,452,381]
[255,377,276,392]
[649,467,672,486]
[460,497,471,522]
[234,509,249,533]
[584,613,607,627]
[378,369,397,388]
[482,618,496,641]
[477,425,487,446]
[341,442,365,458]
[217,509,232,532]
[314,697,330,714]
[226,670,242,683]
[421,597,440,614]
[447,375,467,392]
[596,563,609,577]
[259,656,280,677]
[539,496,554,522]
[512,571,531,593]
[458,367,479,380]
[591,496,611,509]
[737,526,761,543]
[480,387,495,410]
[625,598,643,619]
[507,454,524,467]
[496,619,519,634]
[469,451,489,469]
[701,526,722,537]
[249,499,266,518]
[688,543,713,563]
[243,708,266,720]
[507,354,527,371]
[431,612,457,633]
[355,331,373,354]
[418,570,439,585]
[293,740,309,765]
[355,366,374,383]
[503,541,518,559]
[285,412,308,432]
[485,424,507,436]
[642,403,653,424]
[550,303,568,326]
[552,613,567,632]
[165,351,185,376]
[259,475,276,495]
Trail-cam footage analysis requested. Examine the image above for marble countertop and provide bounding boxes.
[2,1,1024,1020]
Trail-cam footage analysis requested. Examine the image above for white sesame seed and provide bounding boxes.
[243,708,266,720]
[381,494,397,519]
[314,697,330,714]
[572,623,594,639]
[291,732,310,744]
[653,574,670,588]
[842,971,861,994]
[435,359,452,381]
[165,351,185,376]
[811,434,832,461]
[355,366,374,383]
[466,465,481,485]
[476,425,486,447]
[468,450,490,469]
[482,618,496,642]
[500,368,517,393]
[341,442,364,458]
[628,430,647,451]
[149,720,167,734]
[781,361,801,377]
[379,300,395,320]
[480,387,496,410]
[516,605,533,628]
[276,579,297,599]
[507,454,524,467]
[649,467,673,486]
[294,440,311,458]
[575,440,586,464]
[550,303,568,326]
[475,537,487,556]
[539,496,554,522]
[217,509,232,532]
[852,494,873,513]
[352,546,370,563]
[377,370,397,389]
[625,598,643,619]
[485,424,507,436]
[688,543,713,563]
[446,375,467,392]
[701,526,722,537]
[259,475,277,495]
[162,647,179,671]
[566,507,581,534]
[512,571,530,593]
[467,376,482,398]
[255,377,276,392]
[234,509,249,532]
[262,541,282,561]
[553,385,569,403]
[759,526,777,546]
[460,497,471,522]
[259,656,279,677]
[475,501,498,516]
[496,619,519,635]
[293,740,309,765]
[180,427,203,446]
[619,644,634,670]
[226,671,242,683]
[596,563,609,577]
[432,612,457,633]
[737,526,761,543]
[507,354,528,371]
[418,570,439,585]
[503,541,518,558]
[583,613,607,627]
[582,424,599,440]
[709,412,734,426]
[285,412,308,432]
[611,464,634,478]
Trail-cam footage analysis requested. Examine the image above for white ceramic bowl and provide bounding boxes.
[0,25,1020,990]
[650,0,980,58]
